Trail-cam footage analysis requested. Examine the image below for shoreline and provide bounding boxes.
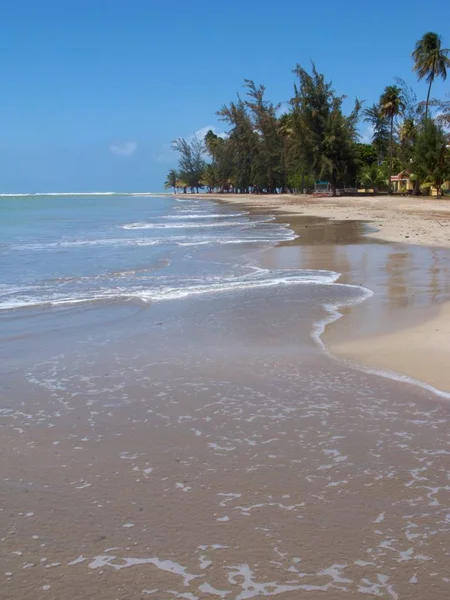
[327,300,450,399]
[175,192,450,248]
[178,192,450,394]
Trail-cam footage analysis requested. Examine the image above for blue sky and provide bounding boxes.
[1,0,449,192]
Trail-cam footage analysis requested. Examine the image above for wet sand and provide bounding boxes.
[331,300,450,392]
[2,290,450,600]
[2,197,450,600]
[195,194,450,393]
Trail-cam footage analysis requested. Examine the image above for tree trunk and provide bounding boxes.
[425,78,433,120]
[388,117,394,195]
[330,174,337,197]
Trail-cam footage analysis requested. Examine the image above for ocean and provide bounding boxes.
[0,193,368,364]
[1,194,449,599]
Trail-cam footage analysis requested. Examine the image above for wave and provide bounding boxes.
[121,220,254,230]
[10,238,161,250]
[10,231,296,251]
[160,212,248,220]
[0,269,340,311]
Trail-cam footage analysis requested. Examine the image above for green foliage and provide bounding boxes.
[171,136,206,192]
[429,96,450,128]
[167,33,449,198]
[380,86,406,122]
[380,85,406,194]
[216,97,256,192]
[200,163,219,192]
[397,116,418,171]
[356,143,378,167]
[215,80,285,193]
[412,32,450,117]
[287,169,315,192]
[290,64,360,196]
[362,103,390,164]
[359,163,388,192]
[164,169,178,193]
[413,118,450,194]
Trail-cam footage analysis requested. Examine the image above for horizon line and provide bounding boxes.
[0,191,169,197]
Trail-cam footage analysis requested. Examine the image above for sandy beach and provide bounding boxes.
[176,193,450,393]
[186,193,450,248]
[3,193,450,600]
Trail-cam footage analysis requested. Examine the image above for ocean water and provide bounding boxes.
[2,194,450,600]
[0,193,368,363]
[0,194,330,310]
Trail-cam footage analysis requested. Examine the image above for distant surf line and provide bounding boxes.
[0,192,169,198]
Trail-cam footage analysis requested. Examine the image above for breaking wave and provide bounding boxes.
[0,269,340,311]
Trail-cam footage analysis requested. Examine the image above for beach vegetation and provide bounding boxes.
[380,86,406,194]
[413,118,450,196]
[164,169,178,194]
[359,163,389,194]
[168,31,450,197]
[362,103,390,165]
[171,136,206,193]
[289,65,361,197]
[412,32,450,118]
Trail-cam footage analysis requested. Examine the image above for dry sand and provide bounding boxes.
[178,193,450,393]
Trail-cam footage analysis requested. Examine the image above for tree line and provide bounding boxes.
[166,32,450,197]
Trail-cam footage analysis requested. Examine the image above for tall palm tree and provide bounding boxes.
[380,86,406,194]
[164,169,178,194]
[412,32,450,118]
[362,103,389,165]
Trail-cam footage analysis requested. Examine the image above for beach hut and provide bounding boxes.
[314,180,331,194]
[390,170,450,196]
[390,170,414,194]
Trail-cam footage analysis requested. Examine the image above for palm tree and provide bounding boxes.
[362,103,389,165]
[164,169,178,194]
[359,163,388,195]
[399,117,417,145]
[380,86,406,194]
[412,32,450,118]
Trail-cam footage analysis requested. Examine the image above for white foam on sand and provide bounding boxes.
[198,583,229,597]
[312,285,450,400]
[87,555,200,586]
[67,555,85,566]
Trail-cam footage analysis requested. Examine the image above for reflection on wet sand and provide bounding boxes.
[259,214,450,344]
[256,211,450,392]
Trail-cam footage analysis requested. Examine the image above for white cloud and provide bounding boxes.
[191,125,227,141]
[360,125,374,144]
[109,141,138,156]
[155,126,227,164]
